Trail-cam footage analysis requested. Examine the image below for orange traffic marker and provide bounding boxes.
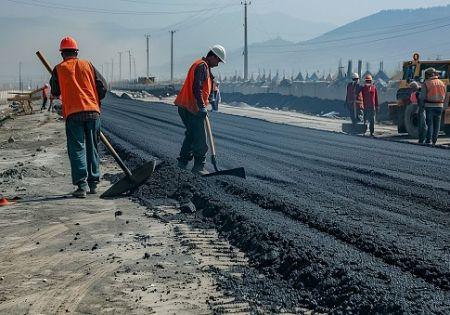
[0,197,11,206]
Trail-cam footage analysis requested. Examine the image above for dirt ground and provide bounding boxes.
[0,109,274,314]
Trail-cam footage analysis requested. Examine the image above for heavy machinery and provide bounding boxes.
[388,53,450,137]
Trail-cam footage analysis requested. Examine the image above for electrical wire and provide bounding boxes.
[5,0,222,15]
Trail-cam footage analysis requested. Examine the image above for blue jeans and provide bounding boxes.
[425,107,443,144]
[65,117,101,189]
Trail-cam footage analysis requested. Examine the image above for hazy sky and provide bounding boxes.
[3,0,450,27]
[2,0,450,85]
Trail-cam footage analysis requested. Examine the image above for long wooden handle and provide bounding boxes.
[205,116,216,157]
[99,133,133,178]
[35,50,134,178]
[36,51,53,73]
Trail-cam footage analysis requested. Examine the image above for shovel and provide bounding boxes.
[203,115,246,178]
[36,51,156,198]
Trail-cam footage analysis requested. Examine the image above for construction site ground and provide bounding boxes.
[101,94,450,313]
[0,109,300,314]
[1,95,450,314]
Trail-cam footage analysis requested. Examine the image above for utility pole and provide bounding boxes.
[133,57,137,81]
[242,1,251,81]
[118,52,122,81]
[145,34,151,79]
[19,62,23,91]
[128,50,132,81]
[170,30,176,82]
[111,58,114,83]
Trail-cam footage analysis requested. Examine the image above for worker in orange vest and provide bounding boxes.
[40,83,49,111]
[174,45,226,175]
[419,68,446,146]
[49,36,107,198]
[409,81,426,143]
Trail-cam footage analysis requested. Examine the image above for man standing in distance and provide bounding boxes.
[361,74,379,137]
[420,68,446,146]
[174,45,226,175]
[50,36,107,198]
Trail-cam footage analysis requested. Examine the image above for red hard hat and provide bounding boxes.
[60,36,78,51]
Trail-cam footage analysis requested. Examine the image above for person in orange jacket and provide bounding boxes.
[361,74,379,137]
[49,36,107,198]
[420,68,447,146]
[41,83,49,111]
[174,45,226,175]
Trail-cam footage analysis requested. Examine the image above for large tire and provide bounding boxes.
[404,103,419,138]
[444,125,450,136]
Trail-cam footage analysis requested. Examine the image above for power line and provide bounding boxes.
[6,0,221,15]
[252,21,450,55]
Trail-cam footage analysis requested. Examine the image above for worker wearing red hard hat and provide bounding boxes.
[361,74,379,137]
[49,36,108,198]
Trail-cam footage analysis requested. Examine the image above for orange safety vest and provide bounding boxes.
[56,58,100,118]
[174,59,212,113]
[425,77,446,106]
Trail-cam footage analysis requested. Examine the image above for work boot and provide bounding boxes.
[88,184,98,195]
[72,187,87,198]
[191,161,209,176]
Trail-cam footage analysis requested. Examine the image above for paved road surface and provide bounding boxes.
[102,95,450,313]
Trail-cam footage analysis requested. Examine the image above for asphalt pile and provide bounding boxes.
[102,95,450,314]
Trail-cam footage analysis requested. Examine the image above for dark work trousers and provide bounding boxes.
[41,97,48,110]
[418,104,427,144]
[65,116,101,190]
[364,108,376,135]
[425,107,443,144]
[177,106,208,164]
[348,102,363,124]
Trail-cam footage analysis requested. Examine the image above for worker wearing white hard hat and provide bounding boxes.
[345,73,363,124]
[174,44,226,175]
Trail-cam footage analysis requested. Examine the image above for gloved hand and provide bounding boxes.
[197,107,208,118]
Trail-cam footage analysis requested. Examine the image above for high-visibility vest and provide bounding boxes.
[174,59,212,114]
[425,77,446,106]
[56,58,100,118]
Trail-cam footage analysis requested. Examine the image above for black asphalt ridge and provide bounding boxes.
[101,95,450,314]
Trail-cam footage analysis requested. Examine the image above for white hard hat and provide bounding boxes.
[351,73,359,80]
[210,45,226,63]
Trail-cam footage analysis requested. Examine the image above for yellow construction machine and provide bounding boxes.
[388,53,450,137]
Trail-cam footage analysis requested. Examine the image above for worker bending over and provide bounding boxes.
[174,45,226,175]
[420,68,446,146]
[361,74,379,137]
[50,36,107,198]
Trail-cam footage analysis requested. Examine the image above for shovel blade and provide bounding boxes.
[203,167,246,179]
[101,160,156,198]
